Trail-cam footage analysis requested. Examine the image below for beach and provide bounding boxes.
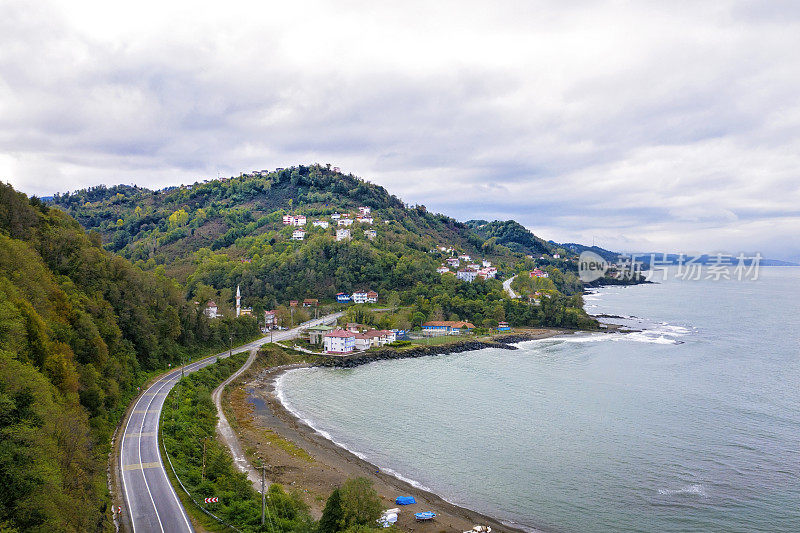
[225,330,566,533]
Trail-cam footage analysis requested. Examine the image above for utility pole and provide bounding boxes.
[261,464,266,525]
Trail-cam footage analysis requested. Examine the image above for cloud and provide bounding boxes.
[1,0,799,260]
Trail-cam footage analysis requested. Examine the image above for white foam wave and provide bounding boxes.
[274,370,434,492]
[658,484,707,497]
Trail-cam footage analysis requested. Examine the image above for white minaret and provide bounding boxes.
[236,285,241,317]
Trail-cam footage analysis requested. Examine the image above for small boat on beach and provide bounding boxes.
[415,511,436,521]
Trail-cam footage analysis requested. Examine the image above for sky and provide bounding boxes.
[2,1,799,261]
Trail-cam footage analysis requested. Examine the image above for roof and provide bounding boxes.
[206,300,217,306]
[366,291,378,296]
[422,321,476,329]
[325,329,355,338]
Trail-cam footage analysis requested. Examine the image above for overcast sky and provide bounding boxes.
[2,1,799,261]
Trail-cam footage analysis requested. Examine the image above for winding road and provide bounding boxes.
[503,275,519,299]
[118,312,342,532]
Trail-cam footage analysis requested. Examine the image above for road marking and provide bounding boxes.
[125,431,156,438]
[123,462,162,471]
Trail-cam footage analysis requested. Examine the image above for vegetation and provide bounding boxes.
[161,353,313,532]
[0,182,259,532]
[317,478,383,533]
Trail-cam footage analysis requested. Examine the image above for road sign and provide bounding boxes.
[204,497,219,503]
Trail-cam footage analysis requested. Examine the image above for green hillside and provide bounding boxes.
[51,165,595,329]
[0,183,257,531]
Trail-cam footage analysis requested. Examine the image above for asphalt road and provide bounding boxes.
[503,275,519,298]
[119,312,342,532]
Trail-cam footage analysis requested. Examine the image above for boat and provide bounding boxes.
[415,511,436,521]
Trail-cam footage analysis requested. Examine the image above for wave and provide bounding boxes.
[658,484,707,497]
[274,370,434,492]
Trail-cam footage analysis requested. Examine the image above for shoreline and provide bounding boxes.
[233,331,571,533]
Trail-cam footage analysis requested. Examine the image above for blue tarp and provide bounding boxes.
[395,496,416,505]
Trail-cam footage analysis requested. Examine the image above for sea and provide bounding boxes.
[275,267,800,532]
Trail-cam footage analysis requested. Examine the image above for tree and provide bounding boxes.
[338,477,382,530]
[318,487,344,533]
[412,312,426,329]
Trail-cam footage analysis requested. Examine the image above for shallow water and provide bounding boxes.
[277,268,800,532]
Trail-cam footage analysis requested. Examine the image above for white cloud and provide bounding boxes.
[1,0,799,260]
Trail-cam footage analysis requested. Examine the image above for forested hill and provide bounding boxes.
[0,183,256,531]
[465,219,561,257]
[51,166,532,304]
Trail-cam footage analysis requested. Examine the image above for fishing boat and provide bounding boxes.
[415,511,436,521]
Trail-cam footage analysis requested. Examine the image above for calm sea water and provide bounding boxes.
[277,268,800,532]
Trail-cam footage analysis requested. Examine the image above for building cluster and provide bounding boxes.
[437,252,497,282]
[281,207,381,242]
[336,290,378,303]
[530,268,549,278]
[321,324,397,354]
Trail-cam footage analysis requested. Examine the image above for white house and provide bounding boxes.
[358,206,371,215]
[331,213,342,220]
[482,260,492,267]
[364,229,377,240]
[313,220,330,229]
[446,257,460,267]
[338,217,354,226]
[353,333,371,351]
[357,215,373,224]
[204,300,219,319]
[282,215,306,226]
[457,269,478,282]
[336,228,351,241]
[323,330,356,354]
[292,229,305,240]
[352,291,368,304]
[467,263,480,270]
[477,267,497,280]
[437,265,449,274]
[458,254,471,261]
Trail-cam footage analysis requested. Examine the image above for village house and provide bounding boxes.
[352,332,371,351]
[263,310,276,329]
[352,291,369,304]
[497,321,510,331]
[289,300,298,307]
[531,268,549,278]
[282,215,307,226]
[458,254,471,261]
[446,257,460,267]
[307,324,334,345]
[336,228,351,241]
[366,290,378,303]
[312,220,330,229]
[364,229,377,240]
[467,263,480,270]
[330,213,342,220]
[357,215,373,224]
[346,323,368,332]
[338,217,354,226]
[336,292,352,303]
[457,269,478,282]
[482,260,492,267]
[477,267,497,280]
[302,298,318,307]
[437,265,450,274]
[323,329,356,354]
[204,300,219,319]
[358,206,371,215]
[292,229,305,241]
[422,321,476,336]
[553,254,561,259]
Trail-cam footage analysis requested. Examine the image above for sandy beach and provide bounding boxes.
[225,329,566,533]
